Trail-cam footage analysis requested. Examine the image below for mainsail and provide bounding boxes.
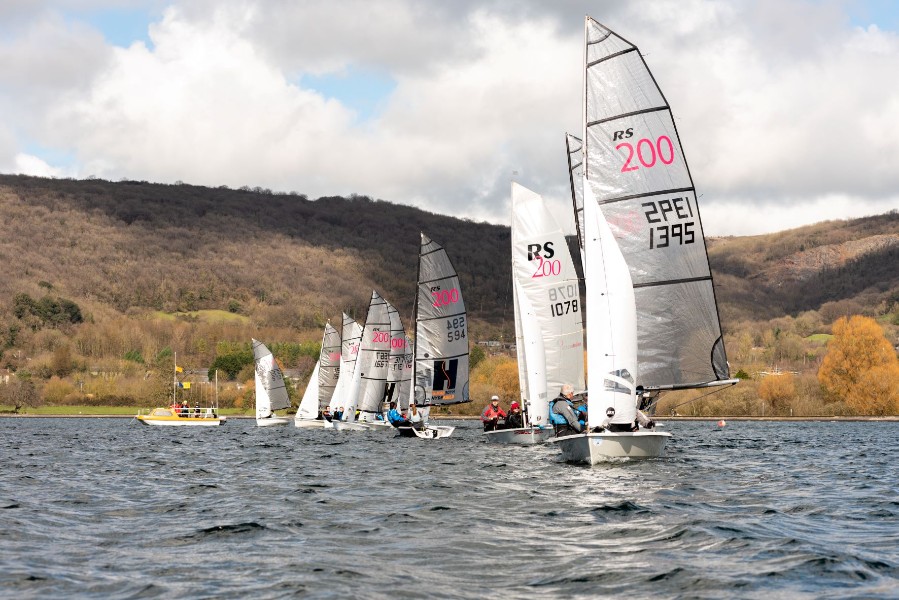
[510,182,585,424]
[348,291,391,422]
[297,321,341,421]
[329,313,362,414]
[383,300,410,408]
[582,16,731,390]
[253,338,291,419]
[411,234,470,407]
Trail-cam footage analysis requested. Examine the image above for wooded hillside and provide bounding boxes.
[0,174,897,414]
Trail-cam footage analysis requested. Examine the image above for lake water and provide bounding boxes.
[0,418,896,599]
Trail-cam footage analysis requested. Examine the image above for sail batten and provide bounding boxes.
[583,16,731,390]
[412,234,470,407]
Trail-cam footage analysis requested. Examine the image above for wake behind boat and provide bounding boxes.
[551,17,736,463]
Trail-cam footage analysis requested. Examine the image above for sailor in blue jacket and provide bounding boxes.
[387,401,412,428]
[549,384,584,437]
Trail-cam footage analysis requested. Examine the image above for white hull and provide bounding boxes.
[549,431,671,463]
[136,417,223,427]
[256,416,291,427]
[294,418,327,429]
[412,425,455,439]
[361,420,394,431]
[332,421,370,432]
[484,426,554,445]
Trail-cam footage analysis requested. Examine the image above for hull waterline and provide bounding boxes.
[548,430,671,463]
[483,426,554,445]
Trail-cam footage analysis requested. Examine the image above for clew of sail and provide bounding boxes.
[253,338,291,419]
[412,234,470,408]
[511,182,585,425]
[583,17,731,390]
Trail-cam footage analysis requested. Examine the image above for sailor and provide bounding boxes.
[408,404,425,431]
[504,401,524,429]
[480,396,506,432]
[387,401,411,428]
[549,384,584,437]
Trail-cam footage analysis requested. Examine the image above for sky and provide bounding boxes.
[1,0,898,237]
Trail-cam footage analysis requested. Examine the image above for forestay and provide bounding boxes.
[412,234,470,407]
[583,17,730,389]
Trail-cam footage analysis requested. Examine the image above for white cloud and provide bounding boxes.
[2,0,898,236]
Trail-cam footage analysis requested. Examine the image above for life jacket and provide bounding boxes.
[547,399,569,425]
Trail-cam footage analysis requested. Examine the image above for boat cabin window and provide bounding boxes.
[151,409,173,416]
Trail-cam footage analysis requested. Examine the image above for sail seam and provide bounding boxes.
[416,311,466,322]
[586,47,636,67]
[417,351,468,360]
[633,275,711,289]
[596,187,695,205]
[586,105,668,127]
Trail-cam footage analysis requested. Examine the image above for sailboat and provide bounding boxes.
[295,321,341,428]
[485,183,585,444]
[253,338,292,427]
[398,233,470,439]
[549,17,737,463]
[364,298,408,430]
[327,312,363,430]
[135,354,225,426]
[333,291,390,431]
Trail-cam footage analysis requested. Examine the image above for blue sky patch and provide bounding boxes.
[76,7,156,49]
[299,66,397,122]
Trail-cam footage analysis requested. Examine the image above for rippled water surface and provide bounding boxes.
[1,418,897,599]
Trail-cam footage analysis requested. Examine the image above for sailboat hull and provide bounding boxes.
[395,425,455,438]
[256,416,291,427]
[332,421,370,431]
[293,418,327,429]
[483,426,554,445]
[549,431,671,463]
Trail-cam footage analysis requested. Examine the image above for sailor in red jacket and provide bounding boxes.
[481,396,507,432]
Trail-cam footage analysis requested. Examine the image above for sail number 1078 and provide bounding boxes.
[642,197,696,250]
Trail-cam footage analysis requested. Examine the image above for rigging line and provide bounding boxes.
[666,385,732,412]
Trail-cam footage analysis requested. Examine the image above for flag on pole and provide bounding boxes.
[175,366,184,373]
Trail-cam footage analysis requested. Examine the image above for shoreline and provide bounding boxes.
[1,414,896,422]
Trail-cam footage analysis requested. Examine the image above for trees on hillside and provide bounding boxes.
[818,315,899,415]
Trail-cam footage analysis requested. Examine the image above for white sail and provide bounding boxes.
[330,313,363,414]
[514,278,548,424]
[318,321,341,409]
[412,234,469,407]
[583,16,731,390]
[383,300,409,409]
[511,182,585,405]
[583,178,637,427]
[296,361,320,420]
[253,338,291,419]
[345,291,391,422]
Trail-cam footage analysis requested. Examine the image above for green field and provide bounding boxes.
[150,309,251,324]
[806,333,834,343]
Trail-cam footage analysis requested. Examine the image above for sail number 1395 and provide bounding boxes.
[643,197,696,250]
